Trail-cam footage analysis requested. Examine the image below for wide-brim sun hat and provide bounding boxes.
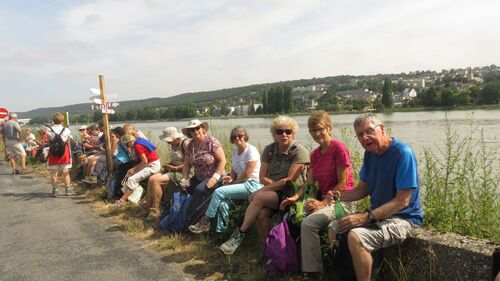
[159,127,183,142]
[182,119,209,136]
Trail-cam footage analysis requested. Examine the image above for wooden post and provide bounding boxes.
[99,75,113,175]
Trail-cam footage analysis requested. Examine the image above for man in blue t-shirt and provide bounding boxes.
[332,113,424,281]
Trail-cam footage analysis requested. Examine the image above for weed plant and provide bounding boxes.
[421,114,500,242]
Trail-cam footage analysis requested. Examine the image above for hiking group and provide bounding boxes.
[1,111,423,281]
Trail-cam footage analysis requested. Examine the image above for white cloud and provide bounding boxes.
[1,0,500,111]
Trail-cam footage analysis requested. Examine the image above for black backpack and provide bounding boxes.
[48,126,67,157]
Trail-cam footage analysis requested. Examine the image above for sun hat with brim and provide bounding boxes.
[79,125,88,130]
[181,119,209,137]
[159,127,183,142]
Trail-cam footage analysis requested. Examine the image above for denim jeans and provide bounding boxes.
[204,179,263,233]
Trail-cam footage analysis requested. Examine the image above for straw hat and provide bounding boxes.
[181,119,209,136]
[159,127,183,142]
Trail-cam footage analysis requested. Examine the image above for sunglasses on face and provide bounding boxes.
[189,126,202,132]
[275,129,293,135]
[308,127,325,134]
[231,134,245,140]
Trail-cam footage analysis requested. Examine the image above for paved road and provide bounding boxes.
[0,164,194,281]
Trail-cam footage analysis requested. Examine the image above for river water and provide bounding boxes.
[71,109,500,169]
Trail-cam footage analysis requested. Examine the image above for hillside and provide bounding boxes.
[18,75,364,118]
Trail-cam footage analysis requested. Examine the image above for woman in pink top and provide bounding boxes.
[280,110,355,278]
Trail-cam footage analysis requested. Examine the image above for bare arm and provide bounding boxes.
[129,153,148,175]
[261,163,305,192]
[207,147,226,189]
[259,162,273,186]
[233,160,257,183]
[338,188,412,232]
[181,154,191,180]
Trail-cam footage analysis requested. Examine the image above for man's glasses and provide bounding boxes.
[308,127,325,134]
[355,124,380,138]
[275,129,293,135]
[189,126,202,132]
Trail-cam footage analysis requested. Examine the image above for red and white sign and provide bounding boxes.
[0,107,8,119]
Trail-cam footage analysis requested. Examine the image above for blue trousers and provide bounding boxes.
[204,179,262,233]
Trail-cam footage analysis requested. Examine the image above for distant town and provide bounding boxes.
[18,64,500,125]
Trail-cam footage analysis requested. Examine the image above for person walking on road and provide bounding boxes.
[47,112,73,197]
[1,113,27,174]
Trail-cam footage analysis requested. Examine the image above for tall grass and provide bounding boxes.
[421,114,500,242]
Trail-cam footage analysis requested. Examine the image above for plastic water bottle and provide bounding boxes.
[329,195,347,234]
[333,195,346,219]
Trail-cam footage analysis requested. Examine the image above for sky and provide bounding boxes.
[1,0,500,113]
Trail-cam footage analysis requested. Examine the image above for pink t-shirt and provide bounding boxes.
[310,139,355,196]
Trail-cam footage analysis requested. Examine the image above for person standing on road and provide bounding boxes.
[1,113,27,175]
[47,112,73,197]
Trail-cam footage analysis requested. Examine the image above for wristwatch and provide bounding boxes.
[365,208,377,223]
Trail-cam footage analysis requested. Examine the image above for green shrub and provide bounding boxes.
[421,114,500,241]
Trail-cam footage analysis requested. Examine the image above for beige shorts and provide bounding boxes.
[6,139,26,157]
[350,216,417,252]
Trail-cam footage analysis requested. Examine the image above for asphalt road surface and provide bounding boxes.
[0,163,194,281]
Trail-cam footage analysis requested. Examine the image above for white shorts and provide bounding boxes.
[126,160,161,190]
[6,139,26,157]
[350,216,417,252]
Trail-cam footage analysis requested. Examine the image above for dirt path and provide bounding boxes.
[0,163,195,281]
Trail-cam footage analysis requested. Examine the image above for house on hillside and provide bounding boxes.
[293,84,328,93]
[394,88,417,106]
[336,88,376,102]
[293,90,326,110]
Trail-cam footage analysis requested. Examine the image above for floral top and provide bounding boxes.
[185,135,222,181]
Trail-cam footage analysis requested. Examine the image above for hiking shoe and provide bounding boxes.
[189,218,210,234]
[219,229,245,255]
[113,200,126,208]
[302,272,322,281]
[65,187,74,196]
[51,188,58,197]
[81,176,97,184]
[145,208,161,223]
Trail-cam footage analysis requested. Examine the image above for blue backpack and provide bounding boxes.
[159,191,192,234]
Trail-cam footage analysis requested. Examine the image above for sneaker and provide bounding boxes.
[65,187,74,196]
[189,218,210,234]
[219,229,245,255]
[145,208,161,223]
[51,188,58,197]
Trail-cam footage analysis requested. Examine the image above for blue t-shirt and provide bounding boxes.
[359,138,424,225]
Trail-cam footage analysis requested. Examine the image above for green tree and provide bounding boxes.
[125,109,137,121]
[440,88,454,107]
[381,77,394,108]
[93,111,103,122]
[267,89,275,114]
[220,105,230,116]
[480,81,500,104]
[276,87,284,113]
[262,92,268,114]
[283,86,292,113]
[28,116,51,125]
[419,86,439,106]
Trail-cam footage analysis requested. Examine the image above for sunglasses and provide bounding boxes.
[189,126,202,132]
[275,129,293,135]
[231,134,245,140]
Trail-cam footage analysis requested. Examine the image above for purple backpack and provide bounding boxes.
[265,218,300,275]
